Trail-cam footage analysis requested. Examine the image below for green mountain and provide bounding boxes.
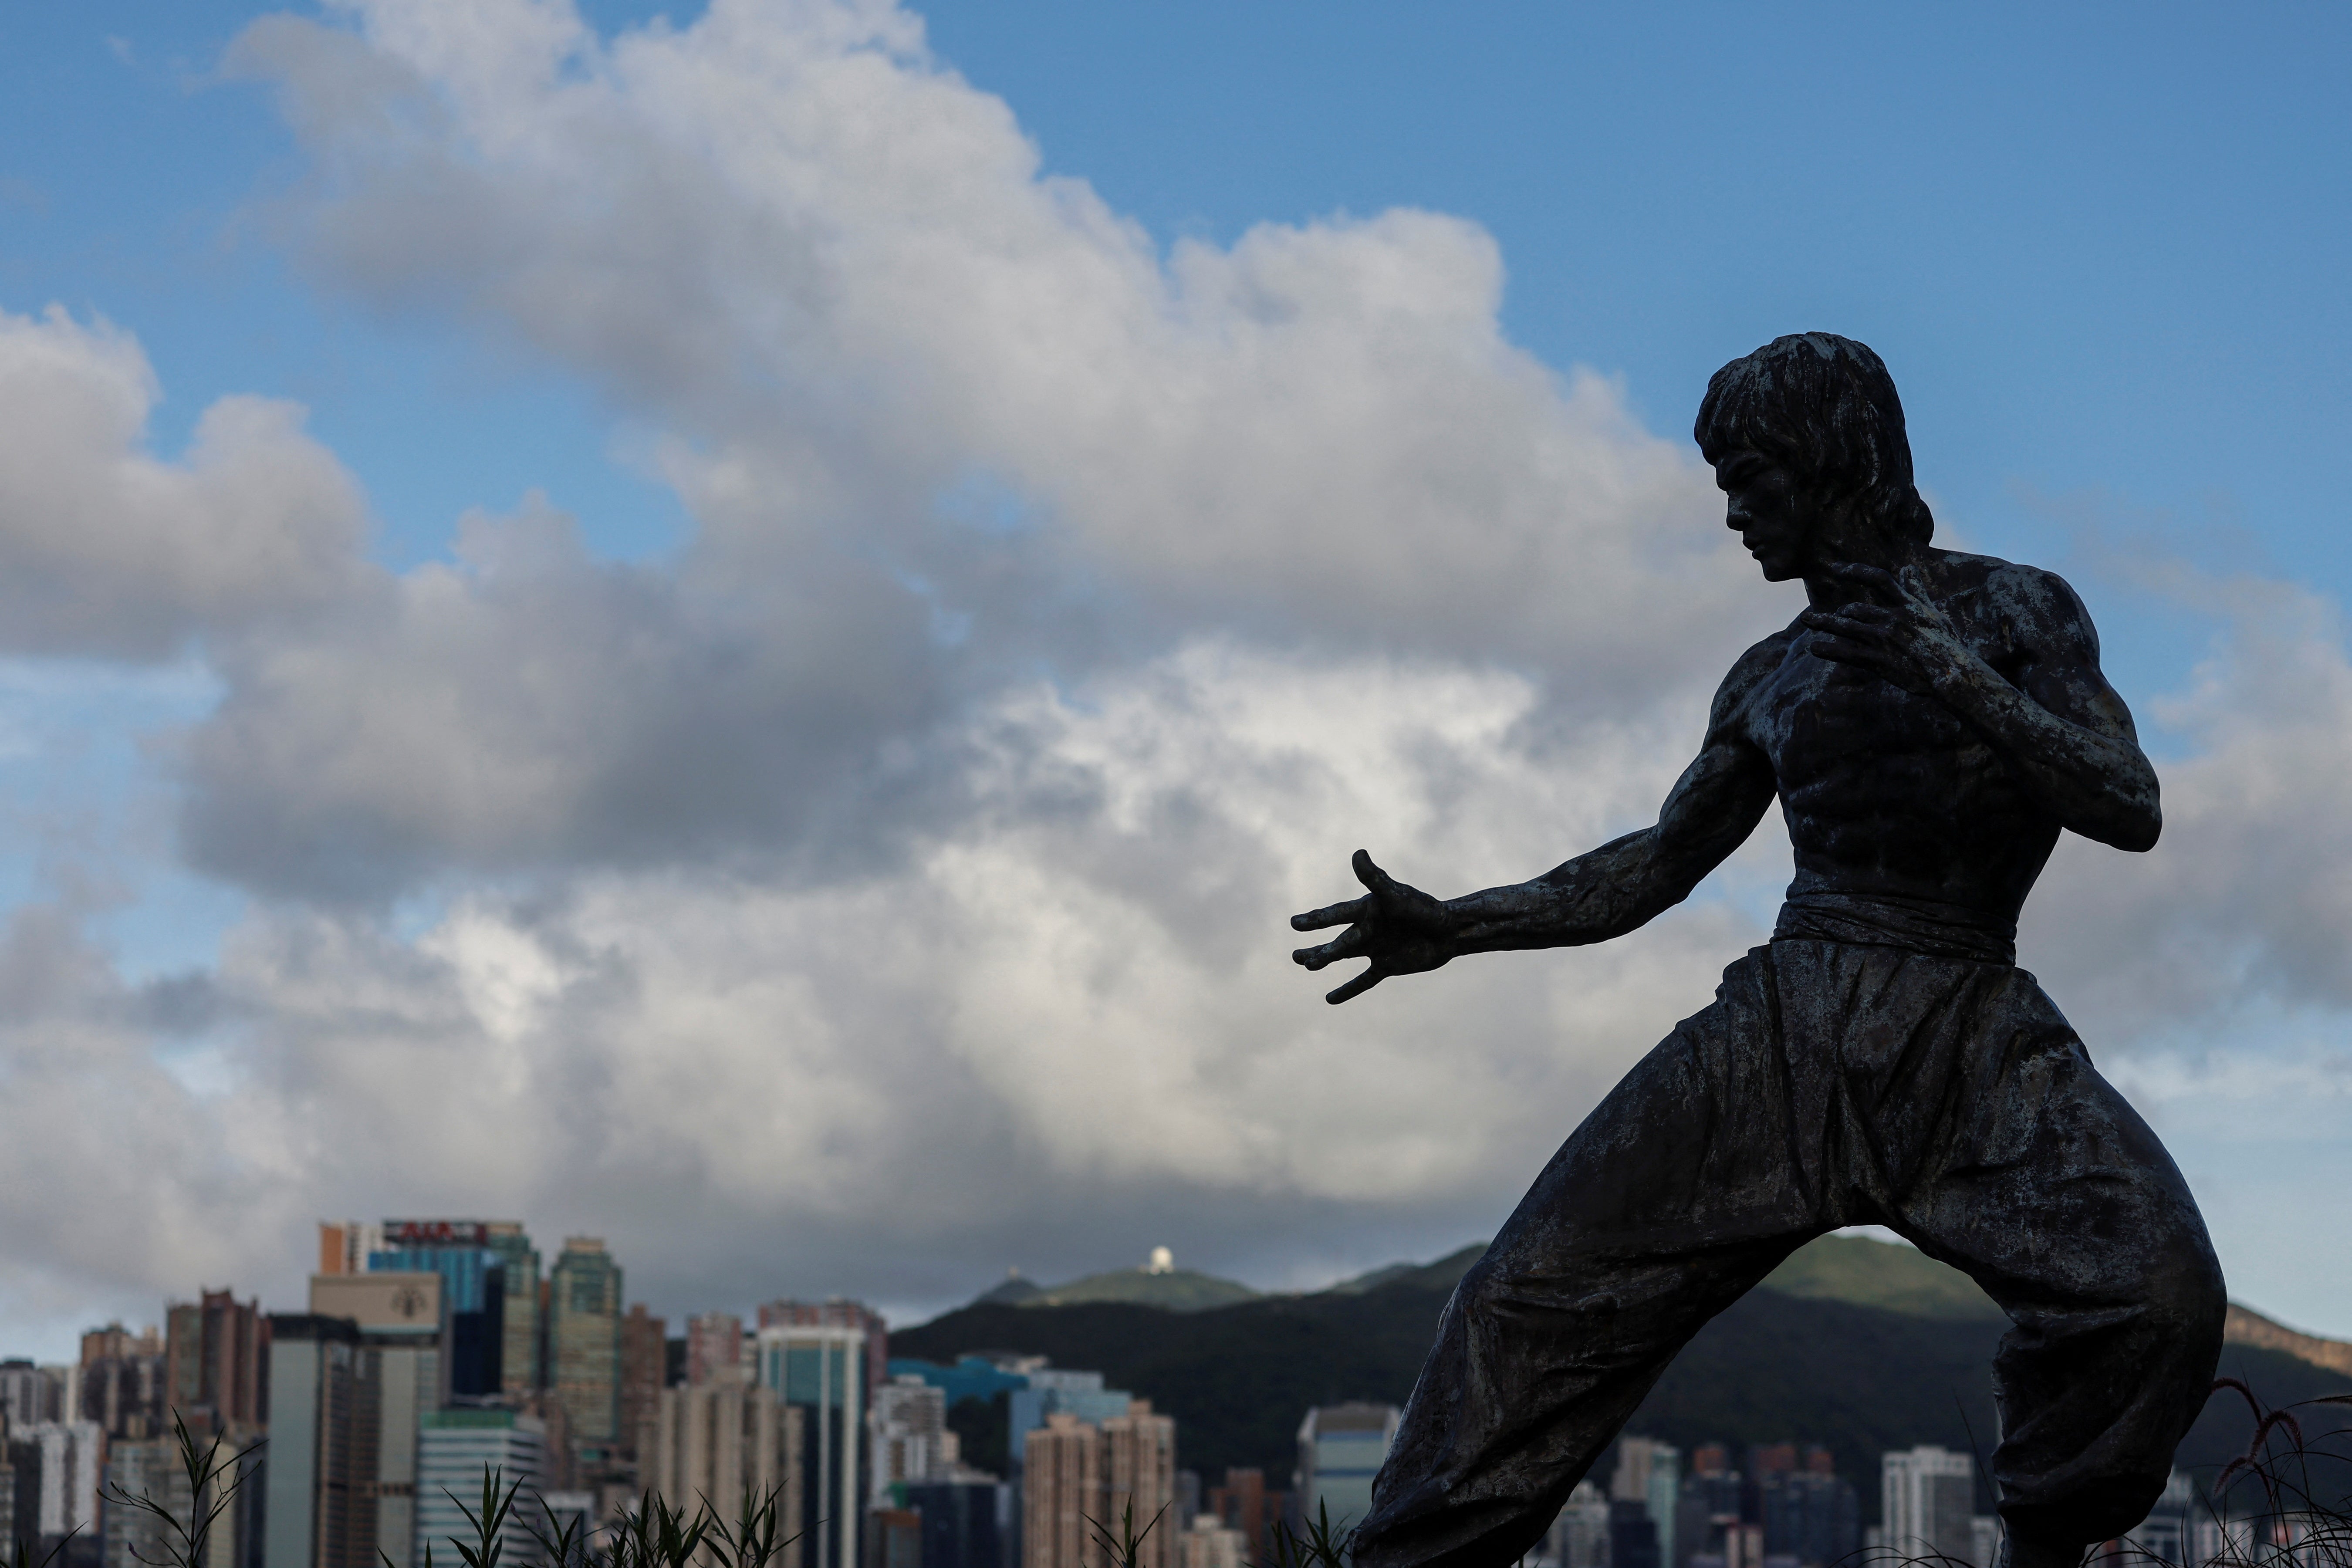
[1759,1234,2007,1321]
[1018,1265,1260,1313]
[896,1236,2351,1521]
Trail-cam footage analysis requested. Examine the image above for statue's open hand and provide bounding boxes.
[1799,560,1969,697]
[1290,849,1458,1005]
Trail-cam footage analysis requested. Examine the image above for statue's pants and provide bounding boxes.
[1353,939,2224,1568]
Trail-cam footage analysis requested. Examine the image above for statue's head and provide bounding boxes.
[1695,333,1933,581]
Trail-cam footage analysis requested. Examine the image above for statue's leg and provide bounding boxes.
[1352,947,1837,1568]
[1871,966,2225,1565]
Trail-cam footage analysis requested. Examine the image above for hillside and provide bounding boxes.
[1021,1266,1259,1312]
[894,1237,2352,1519]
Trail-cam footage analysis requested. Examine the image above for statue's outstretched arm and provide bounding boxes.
[1292,639,1783,1004]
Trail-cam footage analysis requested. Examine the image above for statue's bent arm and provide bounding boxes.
[1446,635,1785,956]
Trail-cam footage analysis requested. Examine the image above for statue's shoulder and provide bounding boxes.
[1710,625,1801,723]
[1934,550,2096,636]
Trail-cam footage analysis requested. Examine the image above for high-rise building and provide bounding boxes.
[263,1315,379,1568]
[311,1270,447,1568]
[1614,1438,1682,1568]
[756,1303,887,1414]
[1205,1468,1291,1568]
[77,1337,167,1442]
[1101,1403,1175,1568]
[166,1292,268,1431]
[621,1307,668,1464]
[906,1481,1008,1568]
[0,1362,61,1429]
[1010,1373,1132,1476]
[414,1410,546,1568]
[550,1239,624,1467]
[871,1376,950,1501]
[1759,1468,1859,1567]
[1175,1514,1245,1568]
[643,1381,804,1550]
[1021,1413,1102,1568]
[1295,1404,1399,1541]
[756,1320,870,1568]
[354,1221,543,1397]
[102,1434,189,1568]
[686,1315,744,1389]
[11,1422,102,1551]
[1882,1448,1976,1568]
[1547,1479,1612,1568]
[1612,1497,1662,1568]
[2120,1471,2194,1568]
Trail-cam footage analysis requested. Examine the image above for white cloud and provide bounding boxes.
[0,307,367,659]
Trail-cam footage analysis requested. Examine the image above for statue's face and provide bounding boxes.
[1712,449,1819,582]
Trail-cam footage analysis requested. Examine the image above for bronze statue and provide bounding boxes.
[1292,335,2224,1568]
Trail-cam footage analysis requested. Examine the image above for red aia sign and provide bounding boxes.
[385,1220,492,1246]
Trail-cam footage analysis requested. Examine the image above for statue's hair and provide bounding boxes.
[1694,333,1934,546]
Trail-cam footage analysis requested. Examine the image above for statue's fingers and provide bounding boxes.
[1325,965,1386,1005]
[1801,612,1884,644]
[1808,634,1886,667]
[1291,896,1370,932]
[1351,848,1396,893]
[1292,928,1367,971]
[1821,560,1906,606]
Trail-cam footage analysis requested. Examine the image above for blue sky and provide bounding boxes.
[0,0,2346,1357]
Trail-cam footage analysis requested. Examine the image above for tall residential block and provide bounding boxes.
[310,1270,446,1568]
[756,1302,886,1412]
[757,1318,872,1568]
[906,1481,1007,1568]
[686,1314,744,1389]
[166,1292,267,1430]
[1614,1437,1682,1568]
[1882,1447,1975,1568]
[645,1382,804,1554]
[263,1315,378,1568]
[1101,1403,1175,1568]
[1296,1404,1399,1541]
[871,1375,950,1501]
[415,1411,545,1568]
[621,1306,669,1464]
[550,1239,624,1467]
[1021,1414,1102,1568]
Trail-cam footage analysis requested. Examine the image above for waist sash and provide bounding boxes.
[1771,889,2017,966]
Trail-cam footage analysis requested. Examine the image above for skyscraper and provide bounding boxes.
[644,1381,804,1549]
[415,1411,546,1568]
[1021,1414,1102,1568]
[311,1270,446,1568]
[78,1326,167,1442]
[757,1318,872,1568]
[166,1291,267,1430]
[549,1239,624,1468]
[1100,1402,1175,1568]
[1882,1447,1975,1568]
[871,1376,950,1501]
[263,1315,378,1568]
[1296,1404,1399,1540]
[621,1306,668,1464]
[351,1221,544,1396]
[686,1314,744,1389]
[756,1302,886,1412]
[1614,1438,1682,1568]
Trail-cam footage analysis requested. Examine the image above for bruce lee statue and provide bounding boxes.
[1291,333,2224,1568]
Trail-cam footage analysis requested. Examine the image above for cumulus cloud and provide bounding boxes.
[0,307,367,659]
[2021,570,2352,1036]
[198,0,1752,898]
